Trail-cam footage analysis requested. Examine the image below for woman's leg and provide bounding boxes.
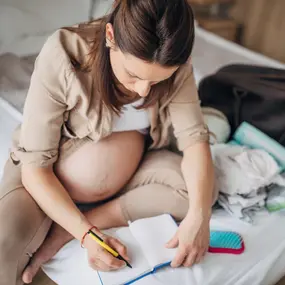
[78,149,191,229]
[22,131,145,282]
[84,149,218,225]
[0,131,145,285]
[0,159,52,285]
[119,149,190,222]
[20,149,188,282]
[23,149,217,281]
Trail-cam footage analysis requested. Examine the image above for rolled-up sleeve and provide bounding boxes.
[168,64,209,151]
[13,34,68,167]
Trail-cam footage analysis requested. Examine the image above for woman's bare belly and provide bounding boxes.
[54,131,145,203]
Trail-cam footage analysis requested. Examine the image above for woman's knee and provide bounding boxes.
[0,187,51,284]
[126,149,218,208]
[126,149,186,192]
[119,183,189,223]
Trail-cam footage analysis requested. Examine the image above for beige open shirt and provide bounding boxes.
[10,28,209,168]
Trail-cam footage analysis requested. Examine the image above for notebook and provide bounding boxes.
[97,214,177,285]
[97,214,245,285]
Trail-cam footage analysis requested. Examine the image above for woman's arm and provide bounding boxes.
[167,62,214,212]
[167,142,215,268]
[17,34,91,238]
[16,32,128,272]
[167,62,215,267]
[181,141,214,219]
[22,166,92,241]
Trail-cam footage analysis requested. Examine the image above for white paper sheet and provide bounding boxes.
[129,214,177,268]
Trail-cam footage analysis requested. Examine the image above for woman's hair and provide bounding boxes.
[66,0,195,113]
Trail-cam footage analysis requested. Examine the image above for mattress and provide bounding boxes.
[42,210,285,285]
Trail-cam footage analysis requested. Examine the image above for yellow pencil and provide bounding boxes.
[88,230,132,268]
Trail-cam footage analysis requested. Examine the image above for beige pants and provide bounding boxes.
[0,148,217,285]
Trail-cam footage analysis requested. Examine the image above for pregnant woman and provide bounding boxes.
[0,0,216,284]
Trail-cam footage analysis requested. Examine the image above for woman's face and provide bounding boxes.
[106,24,179,98]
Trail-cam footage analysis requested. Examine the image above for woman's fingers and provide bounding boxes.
[88,256,111,271]
[88,247,125,271]
[106,237,130,262]
[171,244,207,268]
[195,247,207,264]
[171,245,187,268]
[183,250,198,267]
[99,250,126,269]
[85,232,129,271]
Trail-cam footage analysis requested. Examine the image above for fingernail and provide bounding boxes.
[26,273,32,283]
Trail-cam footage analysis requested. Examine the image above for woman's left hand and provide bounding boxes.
[166,210,210,267]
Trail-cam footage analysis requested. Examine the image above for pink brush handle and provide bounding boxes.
[208,240,245,255]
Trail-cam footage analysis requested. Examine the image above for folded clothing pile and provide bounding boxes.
[211,144,285,223]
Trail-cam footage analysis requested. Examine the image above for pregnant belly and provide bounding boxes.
[55,131,145,203]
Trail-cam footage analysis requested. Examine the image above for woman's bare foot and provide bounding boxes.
[22,223,73,284]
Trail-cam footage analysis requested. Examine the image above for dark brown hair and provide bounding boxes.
[67,0,195,114]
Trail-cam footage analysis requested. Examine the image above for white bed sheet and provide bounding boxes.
[42,210,285,285]
[0,98,21,178]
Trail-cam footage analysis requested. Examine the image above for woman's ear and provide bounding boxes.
[106,23,116,48]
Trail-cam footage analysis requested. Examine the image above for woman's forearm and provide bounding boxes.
[181,142,214,218]
[22,166,92,241]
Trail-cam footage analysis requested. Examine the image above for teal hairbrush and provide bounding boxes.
[208,231,245,254]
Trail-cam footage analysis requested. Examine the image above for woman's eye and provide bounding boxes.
[128,73,136,78]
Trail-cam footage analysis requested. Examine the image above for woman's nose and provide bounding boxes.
[134,81,151,97]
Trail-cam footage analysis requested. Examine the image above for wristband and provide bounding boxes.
[81,226,98,248]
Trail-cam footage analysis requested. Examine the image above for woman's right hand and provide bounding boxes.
[84,228,130,271]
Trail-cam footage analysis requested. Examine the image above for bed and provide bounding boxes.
[1,22,285,285]
[42,210,285,285]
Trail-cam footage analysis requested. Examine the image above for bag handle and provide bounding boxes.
[233,87,248,129]
[279,131,285,146]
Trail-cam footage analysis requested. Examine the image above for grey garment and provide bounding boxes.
[219,180,285,223]
[266,184,285,212]
[218,188,267,224]
[0,53,36,113]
